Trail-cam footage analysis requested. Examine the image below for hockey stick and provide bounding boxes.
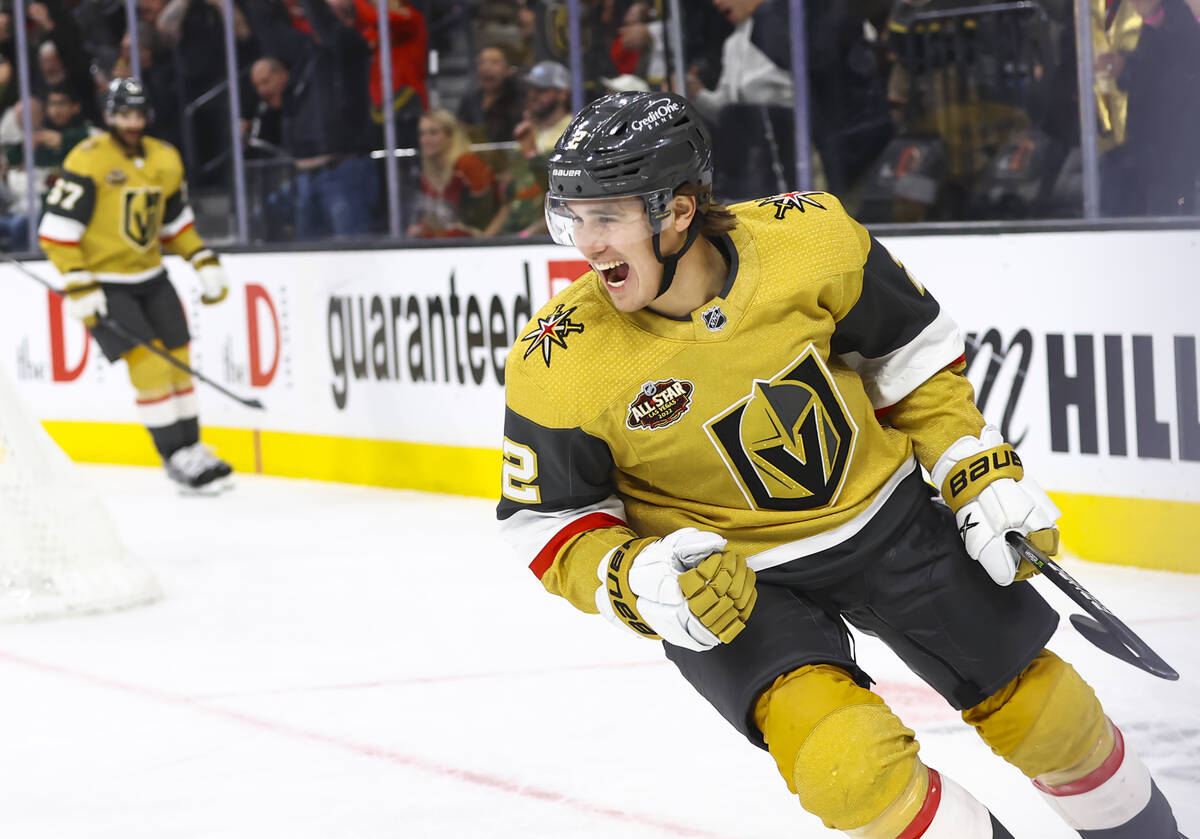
[1006,532,1179,680]
[2,254,265,410]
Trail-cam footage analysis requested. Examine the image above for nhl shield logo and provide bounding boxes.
[627,379,695,430]
[701,305,727,332]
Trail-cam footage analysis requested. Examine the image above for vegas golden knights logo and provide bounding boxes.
[705,347,858,511]
[120,186,163,251]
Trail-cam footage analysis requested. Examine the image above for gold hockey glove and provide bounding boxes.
[596,528,757,651]
[1014,527,1061,580]
[678,552,757,642]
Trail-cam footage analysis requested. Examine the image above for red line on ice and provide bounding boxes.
[0,649,726,838]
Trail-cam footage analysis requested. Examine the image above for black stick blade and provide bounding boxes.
[1068,614,1179,681]
[1007,532,1181,681]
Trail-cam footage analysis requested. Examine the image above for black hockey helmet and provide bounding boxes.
[545,92,714,299]
[546,91,712,232]
[105,77,149,118]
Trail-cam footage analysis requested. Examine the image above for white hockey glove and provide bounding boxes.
[192,251,228,305]
[931,425,1061,586]
[596,527,757,652]
[61,271,107,326]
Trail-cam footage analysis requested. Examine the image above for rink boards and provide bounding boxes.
[2,228,1198,573]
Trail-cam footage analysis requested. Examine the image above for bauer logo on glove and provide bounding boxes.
[602,544,659,638]
[932,425,1061,586]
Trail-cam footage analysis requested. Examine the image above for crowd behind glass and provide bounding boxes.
[1,0,1197,251]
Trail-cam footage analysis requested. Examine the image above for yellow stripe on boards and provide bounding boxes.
[42,420,498,498]
[1052,492,1200,574]
[253,429,497,497]
[37,421,1200,572]
[44,420,161,466]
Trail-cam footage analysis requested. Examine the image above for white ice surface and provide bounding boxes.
[1,465,1196,839]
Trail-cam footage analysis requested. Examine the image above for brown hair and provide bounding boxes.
[676,183,738,237]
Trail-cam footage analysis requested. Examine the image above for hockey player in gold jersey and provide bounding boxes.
[497,93,1184,839]
[38,78,232,491]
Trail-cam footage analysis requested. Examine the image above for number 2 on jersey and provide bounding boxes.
[502,439,541,503]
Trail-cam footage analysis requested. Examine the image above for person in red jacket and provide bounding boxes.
[351,0,428,149]
[283,0,428,148]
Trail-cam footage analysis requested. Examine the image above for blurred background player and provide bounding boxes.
[37,77,233,493]
[499,92,1184,839]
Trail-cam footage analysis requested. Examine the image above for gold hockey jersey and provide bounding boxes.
[38,132,210,282]
[497,192,986,614]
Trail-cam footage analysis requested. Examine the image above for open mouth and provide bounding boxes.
[593,259,631,289]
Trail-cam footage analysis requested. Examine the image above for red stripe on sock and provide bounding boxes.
[136,392,176,406]
[1033,723,1125,797]
[898,768,942,839]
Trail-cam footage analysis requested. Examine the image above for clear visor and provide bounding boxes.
[544,192,670,248]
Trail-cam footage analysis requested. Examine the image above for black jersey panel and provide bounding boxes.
[830,235,942,360]
[497,407,617,520]
[43,170,97,225]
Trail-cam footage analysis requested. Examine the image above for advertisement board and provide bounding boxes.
[2,229,1196,570]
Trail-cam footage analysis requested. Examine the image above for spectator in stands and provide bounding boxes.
[352,0,428,152]
[0,55,19,120]
[475,59,575,239]
[249,57,287,151]
[609,1,667,90]
[0,163,29,250]
[0,86,95,242]
[4,87,95,187]
[691,0,891,202]
[71,0,125,81]
[39,84,97,159]
[2,98,52,203]
[109,26,181,147]
[514,60,573,158]
[156,0,257,184]
[248,56,294,240]
[246,0,377,239]
[457,44,525,153]
[26,0,103,123]
[409,108,502,238]
[1095,0,1200,214]
[686,0,792,119]
[513,0,536,67]
[684,0,797,201]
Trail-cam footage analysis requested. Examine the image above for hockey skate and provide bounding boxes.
[165,442,233,494]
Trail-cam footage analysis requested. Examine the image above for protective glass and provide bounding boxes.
[544,192,670,248]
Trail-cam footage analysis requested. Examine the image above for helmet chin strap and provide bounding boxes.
[650,222,701,300]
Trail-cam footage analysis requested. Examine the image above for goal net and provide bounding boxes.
[0,362,161,621]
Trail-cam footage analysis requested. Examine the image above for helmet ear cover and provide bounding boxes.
[643,188,675,235]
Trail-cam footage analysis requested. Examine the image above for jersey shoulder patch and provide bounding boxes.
[729,191,870,303]
[505,274,645,428]
[508,273,604,373]
[61,137,107,178]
